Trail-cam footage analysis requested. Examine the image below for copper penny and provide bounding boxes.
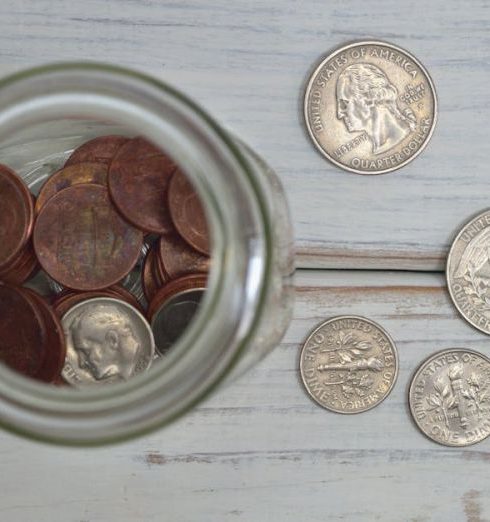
[0,164,34,271]
[0,283,47,379]
[158,233,209,281]
[33,184,143,291]
[108,137,176,234]
[168,168,210,255]
[35,162,108,213]
[22,288,66,383]
[142,247,168,302]
[148,274,207,321]
[65,135,129,167]
[52,286,143,318]
[0,241,39,285]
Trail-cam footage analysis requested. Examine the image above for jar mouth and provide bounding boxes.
[0,62,273,445]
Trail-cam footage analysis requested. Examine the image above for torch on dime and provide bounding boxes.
[409,349,490,447]
[300,315,398,414]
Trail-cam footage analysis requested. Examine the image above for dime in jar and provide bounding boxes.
[304,41,437,174]
[168,168,210,255]
[33,184,143,291]
[447,209,490,335]
[300,316,398,413]
[409,349,490,447]
[61,297,155,386]
[65,135,129,167]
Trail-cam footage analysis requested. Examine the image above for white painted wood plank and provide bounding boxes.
[0,0,487,269]
[1,270,490,521]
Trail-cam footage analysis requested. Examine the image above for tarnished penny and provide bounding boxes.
[0,241,39,285]
[142,247,167,302]
[53,286,143,318]
[148,274,207,321]
[409,349,490,447]
[304,41,437,174]
[300,316,398,413]
[446,209,490,335]
[35,162,108,212]
[22,288,66,383]
[61,297,155,386]
[152,289,204,356]
[0,284,46,379]
[33,184,143,291]
[65,135,129,167]
[168,169,210,254]
[158,233,209,281]
[0,164,34,270]
[108,137,176,234]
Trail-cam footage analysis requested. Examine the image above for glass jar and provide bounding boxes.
[0,63,294,445]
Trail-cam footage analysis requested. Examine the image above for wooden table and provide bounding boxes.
[0,1,489,520]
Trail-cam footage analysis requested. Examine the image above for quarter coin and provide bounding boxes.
[61,297,155,386]
[108,137,176,234]
[304,41,437,174]
[300,315,398,413]
[409,349,490,447]
[65,135,129,167]
[33,184,143,291]
[447,209,490,335]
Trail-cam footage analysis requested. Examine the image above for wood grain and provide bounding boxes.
[1,270,490,521]
[0,0,487,270]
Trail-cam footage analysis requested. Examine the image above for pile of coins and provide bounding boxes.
[0,135,209,386]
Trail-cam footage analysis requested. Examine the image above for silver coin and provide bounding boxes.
[304,40,437,175]
[409,349,490,447]
[447,209,490,335]
[300,316,398,414]
[151,288,204,356]
[61,297,155,386]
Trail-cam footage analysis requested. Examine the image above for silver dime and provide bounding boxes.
[447,209,490,335]
[304,40,437,175]
[151,288,204,356]
[409,349,490,447]
[61,297,155,386]
[300,316,398,414]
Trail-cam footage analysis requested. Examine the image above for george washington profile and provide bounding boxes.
[336,63,416,154]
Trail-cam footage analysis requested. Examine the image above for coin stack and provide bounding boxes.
[0,135,210,386]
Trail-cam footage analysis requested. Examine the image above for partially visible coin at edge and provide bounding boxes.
[304,40,437,174]
[300,315,398,414]
[447,209,490,335]
[409,349,490,447]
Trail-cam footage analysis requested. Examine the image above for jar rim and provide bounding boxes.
[0,62,274,445]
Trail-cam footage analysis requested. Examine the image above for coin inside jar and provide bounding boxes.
[148,274,207,356]
[35,162,108,213]
[0,241,39,285]
[33,184,143,291]
[0,164,34,271]
[158,233,209,281]
[65,135,129,167]
[61,297,155,386]
[168,168,210,255]
[0,283,47,379]
[108,137,176,234]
